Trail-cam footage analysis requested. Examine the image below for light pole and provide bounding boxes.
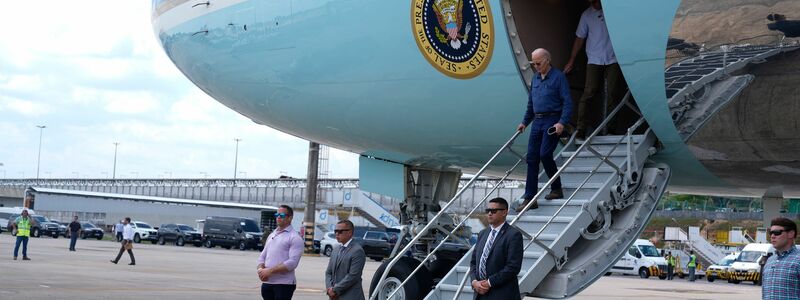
[112,142,120,179]
[233,138,242,180]
[36,125,46,179]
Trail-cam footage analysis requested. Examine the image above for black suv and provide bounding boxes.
[353,227,391,261]
[8,214,59,238]
[158,223,202,247]
[202,216,263,251]
[80,222,104,240]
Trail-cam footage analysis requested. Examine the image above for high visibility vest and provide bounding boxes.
[688,255,696,268]
[17,218,31,237]
[667,256,676,266]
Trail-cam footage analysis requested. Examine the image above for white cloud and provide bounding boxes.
[0,96,50,116]
[0,75,43,91]
[70,87,160,114]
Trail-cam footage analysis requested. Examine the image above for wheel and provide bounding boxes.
[324,246,333,257]
[639,268,650,279]
[605,272,612,276]
[96,236,102,240]
[204,239,214,248]
[659,275,667,280]
[158,237,166,245]
[52,232,59,238]
[707,276,715,282]
[239,241,248,251]
[678,273,685,279]
[369,257,433,300]
[728,279,740,284]
[176,237,185,247]
[133,234,141,243]
[33,228,40,237]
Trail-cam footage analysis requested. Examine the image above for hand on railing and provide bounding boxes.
[517,123,526,132]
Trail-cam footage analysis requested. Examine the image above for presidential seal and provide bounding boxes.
[412,0,494,79]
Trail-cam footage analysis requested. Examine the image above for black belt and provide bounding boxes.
[534,112,561,118]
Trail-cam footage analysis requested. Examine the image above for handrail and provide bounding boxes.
[369,130,525,300]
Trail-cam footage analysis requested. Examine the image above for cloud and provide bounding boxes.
[0,96,50,116]
[0,75,43,91]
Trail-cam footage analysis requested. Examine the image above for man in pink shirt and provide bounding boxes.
[257,205,304,300]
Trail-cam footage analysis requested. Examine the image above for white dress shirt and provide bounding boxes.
[576,7,617,65]
[122,223,134,240]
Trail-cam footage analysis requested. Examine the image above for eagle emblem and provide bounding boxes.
[432,0,471,50]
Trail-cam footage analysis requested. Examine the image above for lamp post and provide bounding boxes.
[36,125,46,179]
[233,138,242,180]
[112,142,120,179]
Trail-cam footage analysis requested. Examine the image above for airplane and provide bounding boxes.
[151,0,800,299]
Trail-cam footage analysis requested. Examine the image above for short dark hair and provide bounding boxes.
[279,205,294,216]
[771,217,798,237]
[337,219,354,230]
[124,217,131,222]
[488,197,508,210]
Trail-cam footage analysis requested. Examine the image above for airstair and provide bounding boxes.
[369,94,672,300]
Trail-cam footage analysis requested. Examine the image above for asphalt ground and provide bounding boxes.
[0,234,761,299]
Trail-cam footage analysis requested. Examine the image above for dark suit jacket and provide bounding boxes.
[325,240,366,300]
[469,222,523,299]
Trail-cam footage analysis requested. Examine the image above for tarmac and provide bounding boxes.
[0,234,761,299]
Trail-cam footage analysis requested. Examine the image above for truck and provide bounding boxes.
[728,243,774,284]
[706,252,738,282]
[609,239,667,279]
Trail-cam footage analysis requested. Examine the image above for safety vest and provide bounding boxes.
[688,255,696,268]
[667,256,676,266]
[17,217,31,237]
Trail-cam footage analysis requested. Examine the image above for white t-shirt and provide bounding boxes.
[576,7,617,65]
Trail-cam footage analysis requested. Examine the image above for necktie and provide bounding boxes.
[479,230,497,280]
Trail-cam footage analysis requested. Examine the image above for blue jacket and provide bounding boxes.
[521,67,573,126]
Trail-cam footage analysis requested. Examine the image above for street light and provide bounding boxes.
[112,142,120,179]
[233,138,242,180]
[36,125,46,179]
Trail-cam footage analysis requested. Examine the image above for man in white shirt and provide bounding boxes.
[110,217,135,265]
[565,0,626,139]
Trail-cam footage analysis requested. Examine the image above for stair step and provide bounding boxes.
[515,215,575,223]
[537,182,603,189]
[562,156,626,168]
[562,166,616,173]
[561,149,629,158]
[575,135,644,145]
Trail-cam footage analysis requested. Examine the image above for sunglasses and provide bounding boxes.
[485,208,506,214]
[274,213,289,218]
[769,229,787,236]
[334,229,351,234]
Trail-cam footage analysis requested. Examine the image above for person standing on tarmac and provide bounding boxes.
[110,217,135,265]
[686,250,697,282]
[67,215,82,251]
[12,209,37,260]
[665,251,675,280]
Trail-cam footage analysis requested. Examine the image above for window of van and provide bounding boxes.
[365,231,386,240]
[135,222,152,229]
[242,219,260,232]
[638,245,660,257]
[737,251,763,263]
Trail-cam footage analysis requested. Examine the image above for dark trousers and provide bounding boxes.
[69,233,79,250]
[524,115,562,199]
[13,236,29,257]
[666,265,673,280]
[114,241,135,264]
[576,63,626,134]
[688,267,696,281]
[261,283,296,300]
[116,232,123,242]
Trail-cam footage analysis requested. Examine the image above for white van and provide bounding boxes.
[729,243,774,284]
[0,207,36,232]
[609,239,666,279]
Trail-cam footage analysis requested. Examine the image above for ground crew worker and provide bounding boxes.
[687,250,697,282]
[12,209,37,260]
[666,251,675,280]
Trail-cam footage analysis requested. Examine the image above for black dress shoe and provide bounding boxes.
[22,257,31,261]
[110,260,118,264]
[544,189,564,200]
[128,263,136,266]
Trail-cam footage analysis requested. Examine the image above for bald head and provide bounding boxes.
[532,48,551,61]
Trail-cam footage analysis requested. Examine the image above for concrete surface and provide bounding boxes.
[0,234,761,299]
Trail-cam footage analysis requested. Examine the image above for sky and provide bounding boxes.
[0,1,359,179]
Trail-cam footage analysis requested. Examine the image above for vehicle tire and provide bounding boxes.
[728,279,740,284]
[176,237,185,247]
[204,239,214,248]
[605,272,612,276]
[96,236,103,240]
[678,273,685,279]
[52,232,59,238]
[239,241,248,251]
[158,236,166,245]
[369,257,433,300]
[323,246,333,257]
[707,276,715,282]
[33,228,40,238]
[639,268,650,279]
[133,233,141,243]
[659,275,667,280]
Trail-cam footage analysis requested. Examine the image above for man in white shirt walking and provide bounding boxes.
[110,217,135,265]
[565,0,626,138]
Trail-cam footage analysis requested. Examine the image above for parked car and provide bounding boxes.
[130,221,159,244]
[80,222,104,240]
[320,232,337,257]
[158,223,203,247]
[202,216,263,251]
[353,227,391,261]
[8,214,60,238]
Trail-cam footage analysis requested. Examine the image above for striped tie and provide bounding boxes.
[479,229,497,280]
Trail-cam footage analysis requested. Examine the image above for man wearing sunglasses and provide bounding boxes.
[325,220,366,300]
[762,217,799,300]
[517,48,573,212]
[257,205,305,300]
[470,198,523,299]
